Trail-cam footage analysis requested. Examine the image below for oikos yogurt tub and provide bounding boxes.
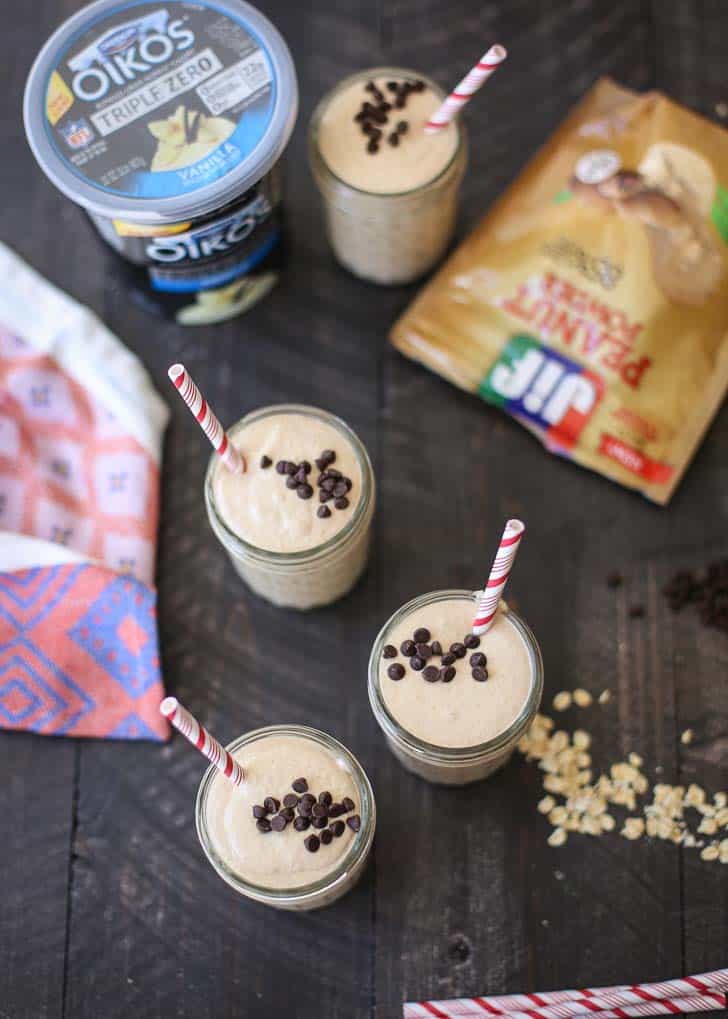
[24,0,297,324]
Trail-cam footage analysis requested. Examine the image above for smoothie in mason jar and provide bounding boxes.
[368,590,543,785]
[309,69,466,285]
[205,404,375,609]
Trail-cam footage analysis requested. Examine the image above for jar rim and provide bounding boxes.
[204,403,375,566]
[195,724,376,904]
[368,590,544,764]
[308,66,466,200]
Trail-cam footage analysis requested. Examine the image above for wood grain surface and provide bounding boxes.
[1,1,727,1017]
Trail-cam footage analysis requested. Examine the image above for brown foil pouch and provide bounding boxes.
[390,78,728,503]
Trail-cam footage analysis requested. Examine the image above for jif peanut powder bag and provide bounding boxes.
[391,79,728,503]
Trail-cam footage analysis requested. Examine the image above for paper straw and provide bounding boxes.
[424,44,507,134]
[404,969,728,1019]
[472,519,525,635]
[168,363,244,474]
[160,697,244,787]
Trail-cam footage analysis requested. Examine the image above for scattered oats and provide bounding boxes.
[553,691,572,712]
[580,816,602,836]
[573,730,591,750]
[629,753,643,768]
[622,817,645,840]
[701,844,720,861]
[715,793,727,809]
[598,689,611,705]
[573,689,593,708]
[681,729,694,745]
[544,775,566,794]
[600,814,616,831]
[538,795,556,815]
[548,827,567,847]
[577,752,592,768]
[720,840,728,864]
[716,808,728,827]
[550,731,569,752]
[549,806,568,826]
[685,784,706,808]
[698,817,718,836]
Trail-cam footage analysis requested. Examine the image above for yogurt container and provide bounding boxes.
[24,0,297,324]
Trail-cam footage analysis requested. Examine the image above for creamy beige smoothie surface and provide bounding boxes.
[213,412,361,553]
[379,598,532,748]
[318,75,458,194]
[205,735,361,890]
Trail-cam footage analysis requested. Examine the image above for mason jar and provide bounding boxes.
[309,67,467,285]
[368,590,543,785]
[204,405,375,609]
[195,725,376,910]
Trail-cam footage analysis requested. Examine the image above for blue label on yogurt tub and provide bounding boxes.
[43,0,277,199]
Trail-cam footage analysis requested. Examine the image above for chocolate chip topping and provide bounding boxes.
[472,666,489,682]
[431,640,443,656]
[464,633,480,649]
[304,834,320,852]
[330,820,346,837]
[347,815,361,832]
[410,655,425,671]
[320,828,333,845]
[293,816,310,832]
[388,132,400,146]
[283,793,299,809]
[285,475,298,489]
[271,814,288,832]
[441,652,456,667]
[450,642,467,659]
[383,644,397,658]
[299,792,315,810]
[401,639,416,657]
[256,817,272,833]
[470,652,487,668]
[263,797,280,814]
[328,802,345,818]
[422,665,440,682]
[318,791,333,807]
[279,807,295,821]
[388,663,405,681]
[334,496,350,510]
[413,627,431,643]
[342,797,355,812]
[440,666,456,682]
[275,460,287,474]
[312,802,328,818]
[297,483,314,500]
[415,642,432,660]
[312,816,327,829]
[292,777,308,793]
[317,505,332,519]
[252,804,267,819]
[260,455,272,468]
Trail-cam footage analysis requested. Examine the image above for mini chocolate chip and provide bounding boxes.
[388,132,400,146]
[365,81,375,92]
[342,797,355,812]
[334,496,350,509]
[312,816,327,829]
[284,461,297,476]
[256,818,272,833]
[450,642,467,659]
[319,490,334,503]
[320,829,333,845]
[422,666,440,682]
[333,480,349,497]
[388,663,405,681]
[414,79,425,91]
[328,802,345,818]
[410,655,425,671]
[413,627,431,643]
[293,816,310,832]
[441,652,456,667]
[472,666,489,682]
[397,120,408,133]
[401,639,416,657]
[464,634,480,649]
[395,95,406,108]
[252,804,267,819]
[321,477,336,492]
[470,652,487,668]
[319,791,333,807]
[297,801,312,817]
[344,478,352,491]
[260,455,272,469]
[440,666,456,682]
[629,604,645,618]
[330,820,346,837]
[279,807,295,821]
[317,505,332,519]
[387,81,398,91]
[283,793,299,809]
[367,139,379,154]
[293,466,308,484]
[271,814,288,832]
[304,834,320,852]
[297,483,314,499]
[347,814,361,832]
[354,111,365,122]
[383,644,397,658]
[300,792,315,809]
[285,475,298,490]
[275,460,287,474]
[263,797,280,814]
[292,777,308,794]
[380,101,392,112]
[431,640,443,656]
[415,643,432,660]
[321,449,336,466]
[326,468,342,478]
[372,110,387,124]
[312,803,328,818]
[301,461,312,474]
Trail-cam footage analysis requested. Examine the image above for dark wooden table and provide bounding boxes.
[2,2,727,1017]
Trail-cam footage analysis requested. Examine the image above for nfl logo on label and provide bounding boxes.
[60,119,94,149]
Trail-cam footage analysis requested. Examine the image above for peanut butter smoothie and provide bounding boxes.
[196,726,375,910]
[205,405,375,609]
[368,591,543,784]
[309,69,466,284]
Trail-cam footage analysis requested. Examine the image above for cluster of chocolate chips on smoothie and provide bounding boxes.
[354,78,425,153]
[383,627,488,683]
[260,449,353,521]
[252,776,360,853]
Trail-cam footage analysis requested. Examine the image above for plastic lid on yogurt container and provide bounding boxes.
[24,0,298,224]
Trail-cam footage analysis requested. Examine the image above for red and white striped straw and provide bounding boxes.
[424,44,507,134]
[472,519,525,635]
[404,969,728,1019]
[168,363,244,475]
[160,696,244,787]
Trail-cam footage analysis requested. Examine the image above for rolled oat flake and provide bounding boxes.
[24,0,297,324]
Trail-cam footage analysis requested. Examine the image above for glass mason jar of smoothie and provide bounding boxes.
[196,725,376,910]
[368,590,543,785]
[204,404,375,609]
[309,68,467,285]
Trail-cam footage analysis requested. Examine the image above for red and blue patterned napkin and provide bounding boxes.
[0,243,169,740]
